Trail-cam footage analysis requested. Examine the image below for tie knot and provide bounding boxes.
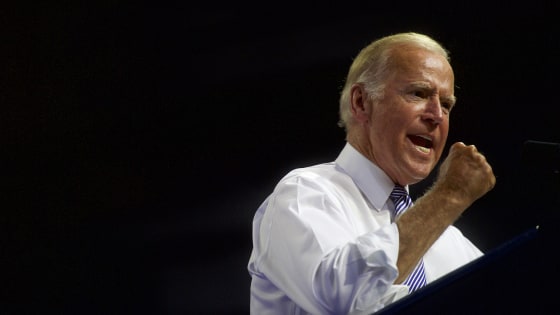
[390,185,412,216]
[390,185,408,200]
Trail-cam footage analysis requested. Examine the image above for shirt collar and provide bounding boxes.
[335,142,404,211]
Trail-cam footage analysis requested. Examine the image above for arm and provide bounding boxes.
[395,142,496,283]
[255,174,405,314]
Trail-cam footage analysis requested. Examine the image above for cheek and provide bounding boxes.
[369,114,396,141]
[440,121,450,140]
[436,124,450,157]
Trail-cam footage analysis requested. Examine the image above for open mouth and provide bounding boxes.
[408,135,433,153]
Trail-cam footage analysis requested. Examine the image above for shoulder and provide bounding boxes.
[274,162,354,191]
[278,162,337,183]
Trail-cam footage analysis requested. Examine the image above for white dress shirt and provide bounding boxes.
[248,142,483,314]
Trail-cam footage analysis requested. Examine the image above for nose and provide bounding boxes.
[422,96,444,125]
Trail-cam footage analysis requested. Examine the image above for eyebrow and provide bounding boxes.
[409,82,456,106]
[444,95,457,107]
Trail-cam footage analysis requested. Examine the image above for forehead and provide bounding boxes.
[389,47,454,90]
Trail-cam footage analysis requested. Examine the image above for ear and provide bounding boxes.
[349,83,370,123]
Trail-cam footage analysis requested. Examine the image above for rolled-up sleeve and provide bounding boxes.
[252,173,407,314]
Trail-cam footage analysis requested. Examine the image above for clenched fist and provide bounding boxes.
[434,142,496,208]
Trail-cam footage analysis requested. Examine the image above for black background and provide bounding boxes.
[2,1,559,314]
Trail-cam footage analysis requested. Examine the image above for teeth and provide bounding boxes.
[415,145,430,153]
[409,134,433,152]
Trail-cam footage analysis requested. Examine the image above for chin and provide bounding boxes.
[406,167,433,184]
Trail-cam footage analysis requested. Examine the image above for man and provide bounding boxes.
[247,32,496,314]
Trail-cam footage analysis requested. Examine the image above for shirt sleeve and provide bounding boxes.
[253,173,407,314]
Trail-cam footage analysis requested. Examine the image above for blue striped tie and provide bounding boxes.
[390,185,427,293]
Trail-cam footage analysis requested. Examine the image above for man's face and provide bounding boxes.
[366,48,456,186]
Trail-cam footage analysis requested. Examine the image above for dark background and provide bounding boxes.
[2,1,559,314]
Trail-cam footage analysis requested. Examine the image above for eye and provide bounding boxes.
[441,98,456,113]
[413,90,428,98]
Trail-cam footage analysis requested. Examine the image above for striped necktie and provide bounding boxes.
[390,185,427,293]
